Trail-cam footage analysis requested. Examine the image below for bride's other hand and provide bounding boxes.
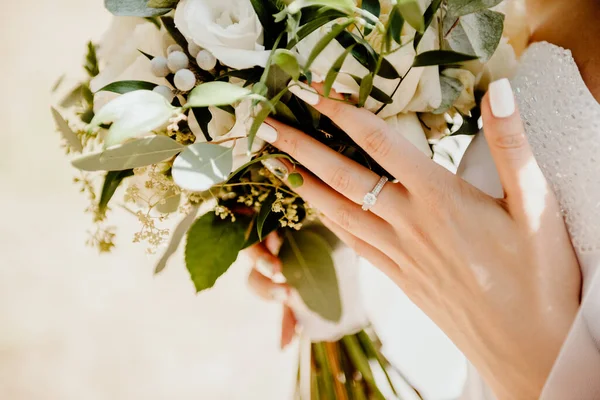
[245,232,297,349]
[257,80,582,399]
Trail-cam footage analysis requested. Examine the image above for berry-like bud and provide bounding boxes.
[196,50,217,71]
[167,44,184,54]
[167,51,189,73]
[174,69,196,91]
[150,57,170,77]
[153,85,175,102]
[188,43,202,58]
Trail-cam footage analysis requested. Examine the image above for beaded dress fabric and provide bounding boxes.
[459,41,600,399]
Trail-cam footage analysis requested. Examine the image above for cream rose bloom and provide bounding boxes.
[174,0,270,69]
[91,17,171,111]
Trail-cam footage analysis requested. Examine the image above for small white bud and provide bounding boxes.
[167,51,189,73]
[288,1,300,14]
[174,69,196,91]
[153,85,175,102]
[167,44,184,54]
[196,50,217,71]
[150,57,170,77]
[188,42,202,58]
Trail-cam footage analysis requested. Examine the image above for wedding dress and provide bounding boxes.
[459,41,600,399]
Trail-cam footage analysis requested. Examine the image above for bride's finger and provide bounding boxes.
[287,82,443,193]
[263,159,405,261]
[259,117,409,218]
[248,267,290,302]
[319,215,406,286]
[245,242,285,282]
[482,79,549,211]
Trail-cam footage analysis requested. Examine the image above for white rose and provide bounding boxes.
[91,18,170,111]
[419,112,449,141]
[384,112,432,157]
[188,100,265,170]
[174,0,270,69]
[464,37,518,92]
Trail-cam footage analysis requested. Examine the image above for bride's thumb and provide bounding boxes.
[481,79,546,205]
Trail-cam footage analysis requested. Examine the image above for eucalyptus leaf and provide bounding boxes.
[72,136,184,171]
[99,169,134,214]
[60,84,84,108]
[96,80,158,94]
[335,30,400,79]
[272,49,301,81]
[446,10,504,63]
[147,0,178,8]
[51,107,83,152]
[286,9,347,49]
[323,44,356,97]
[446,0,503,17]
[185,212,247,292]
[414,0,442,49]
[433,75,464,114]
[257,192,277,242]
[305,20,354,71]
[186,82,252,108]
[155,206,200,274]
[280,229,342,322]
[397,0,424,33]
[350,75,393,104]
[171,143,233,192]
[104,0,172,16]
[412,50,478,67]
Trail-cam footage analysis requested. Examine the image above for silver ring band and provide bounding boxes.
[362,176,388,211]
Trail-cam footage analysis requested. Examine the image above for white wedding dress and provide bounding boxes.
[458,41,600,399]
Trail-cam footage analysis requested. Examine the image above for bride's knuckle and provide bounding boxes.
[329,167,353,194]
[493,130,527,150]
[363,124,392,158]
[335,206,357,231]
[282,135,300,157]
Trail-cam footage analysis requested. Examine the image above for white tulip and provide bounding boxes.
[174,0,270,69]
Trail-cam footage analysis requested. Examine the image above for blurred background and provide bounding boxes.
[0,1,466,398]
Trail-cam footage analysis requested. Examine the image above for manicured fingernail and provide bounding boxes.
[489,78,515,119]
[270,287,289,303]
[289,82,320,105]
[256,257,287,283]
[256,123,278,143]
[262,158,289,180]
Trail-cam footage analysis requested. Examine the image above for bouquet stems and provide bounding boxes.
[297,327,423,400]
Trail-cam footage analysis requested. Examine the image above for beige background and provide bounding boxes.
[0,1,297,399]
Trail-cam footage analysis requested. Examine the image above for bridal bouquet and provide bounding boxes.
[52,0,517,397]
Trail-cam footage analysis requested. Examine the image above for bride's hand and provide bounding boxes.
[256,79,581,398]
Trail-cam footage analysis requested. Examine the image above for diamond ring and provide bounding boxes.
[362,176,389,211]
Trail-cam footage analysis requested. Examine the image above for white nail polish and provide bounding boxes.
[262,159,289,180]
[489,78,515,119]
[289,82,320,105]
[270,287,289,303]
[256,123,278,143]
[256,257,286,283]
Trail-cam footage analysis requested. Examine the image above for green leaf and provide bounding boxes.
[104,0,173,17]
[335,30,400,79]
[433,75,464,114]
[412,50,479,67]
[191,107,213,142]
[99,169,134,214]
[305,20,354,71]
[323,44,356,97]
[414,0,442,49]
[186,82,252,108]
[446,10,504,63]
[358,74,374,107]
[138,49,155,60]
[361,0,380,36]
[171,143,234,192]
[147,0,178,8]
[280,229,342,322]
[51,107,83,152]
[350,75,393,104]
[447,0,503,17]
[289,0,355,14]
[397,0,424,33]
[60,84,84,108]
[286,8,347,49]
[84,42,99,78]
[72,136,184,171]
[272,49,301,81]
[96,80,158,94]
[257,192,277,242]
[247,87,289,150]
[185,212,247,292]
[385,5,404,49]
[250,0,284,48]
